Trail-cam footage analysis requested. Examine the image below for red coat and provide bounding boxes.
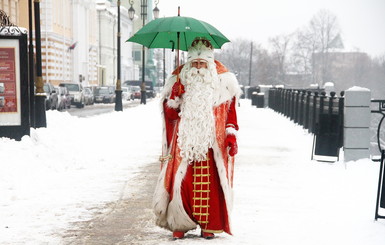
[153,61,241,233]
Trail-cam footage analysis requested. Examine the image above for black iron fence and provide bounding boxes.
[370,100,385,159]
[268,88,345,159]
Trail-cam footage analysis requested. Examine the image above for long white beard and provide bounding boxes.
[177,66,218,162]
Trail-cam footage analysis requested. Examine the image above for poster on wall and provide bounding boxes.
[0,39,21,126]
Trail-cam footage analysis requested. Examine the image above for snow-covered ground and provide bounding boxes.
[1,99,384,244]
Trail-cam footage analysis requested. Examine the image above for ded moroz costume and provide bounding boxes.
[153,38,242,239]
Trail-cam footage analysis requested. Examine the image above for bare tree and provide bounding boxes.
[269,34,291,85]
[291,27,317,84]
[309,9,342,86]
[290,9,341,87]
[216,39,264,86]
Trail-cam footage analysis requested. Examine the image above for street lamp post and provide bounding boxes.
[33,0,46,127]
[28,0,35,127]
[128,0,159,105]
[115,0,123,111]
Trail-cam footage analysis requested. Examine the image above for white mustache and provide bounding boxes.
[190,67,208,76]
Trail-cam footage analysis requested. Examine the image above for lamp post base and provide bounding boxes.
[115,90,123,111]
[140,92,147,105]
[34,95,46,128]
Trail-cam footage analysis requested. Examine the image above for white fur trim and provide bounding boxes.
[212,141,234,229]
[153,159,197,232]
[213,72,242,106]
[153,164,171,228]
[226,127,238,137]
[166,97,182,109]
[160,75,177,101]
[166,159,197,231]
[187,41,214,64]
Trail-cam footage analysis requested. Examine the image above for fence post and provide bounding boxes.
[317,92,326,134]
[338,91,345,148]
[289,89,295,120]
[284,89,289,117]
[343,87,371,161]
[304,91,311,129]
[299,90,306,126]
[329,91,336,115]
[294,90,300,124]
[309,92,318,134]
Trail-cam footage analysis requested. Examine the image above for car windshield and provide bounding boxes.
[62,84,80,91]
[43,84,49,93]
[95,88,109,95]
[132,86,140,92]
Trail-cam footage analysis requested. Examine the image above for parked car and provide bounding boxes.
[94,87,115,103]
[56,86,71,111]
[122,86,132,101]
[59,82,85,108]
[123,80,155,98]
[0,83,4,94]
[130,86,141,100]
[43,82,58,110]
[83,87,94,105]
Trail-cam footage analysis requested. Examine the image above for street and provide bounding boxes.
[62,162,164,245]
[66,99,147,118]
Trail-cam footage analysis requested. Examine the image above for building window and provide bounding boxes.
[134,50,141,61]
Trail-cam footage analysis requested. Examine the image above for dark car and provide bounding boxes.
[43,82,58,110]
[94,87,115,103]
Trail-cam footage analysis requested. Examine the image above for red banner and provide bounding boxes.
[0,48,17,113]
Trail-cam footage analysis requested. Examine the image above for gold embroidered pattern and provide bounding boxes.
[192,153,211,229]
[159,154,172,164]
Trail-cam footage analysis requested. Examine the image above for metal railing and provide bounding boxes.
[370,100,385,159]
[268,88,345,160]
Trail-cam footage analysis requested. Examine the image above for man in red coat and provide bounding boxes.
[153,38,241,240]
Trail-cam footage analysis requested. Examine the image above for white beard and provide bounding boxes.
[177,64,219,162]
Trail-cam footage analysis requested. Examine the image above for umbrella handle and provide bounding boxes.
[170,40,175,52]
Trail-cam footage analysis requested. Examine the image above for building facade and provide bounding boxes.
[3,0,171,88]
[96,0,135,87]
[122,0,161,84]
[15,0,98,86]
[8,0,136,87]
[70,0,98,86]
[0,0,19,25]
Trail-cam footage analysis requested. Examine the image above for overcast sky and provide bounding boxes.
[150,0,385,57]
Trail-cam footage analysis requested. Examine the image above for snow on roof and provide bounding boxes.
[347,86,370,91]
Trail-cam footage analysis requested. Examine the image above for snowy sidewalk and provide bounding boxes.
[1,99,385,244]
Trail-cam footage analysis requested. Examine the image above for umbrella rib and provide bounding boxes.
[147,32,160,47]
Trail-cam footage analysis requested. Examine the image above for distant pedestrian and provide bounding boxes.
[154,37,241,240]
[140,81,146,104]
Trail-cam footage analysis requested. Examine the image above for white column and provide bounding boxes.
[343,87,371,161]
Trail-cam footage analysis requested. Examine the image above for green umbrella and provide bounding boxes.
[126,15,230,51]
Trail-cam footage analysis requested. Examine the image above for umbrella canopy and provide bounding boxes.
[126,16,230,51]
